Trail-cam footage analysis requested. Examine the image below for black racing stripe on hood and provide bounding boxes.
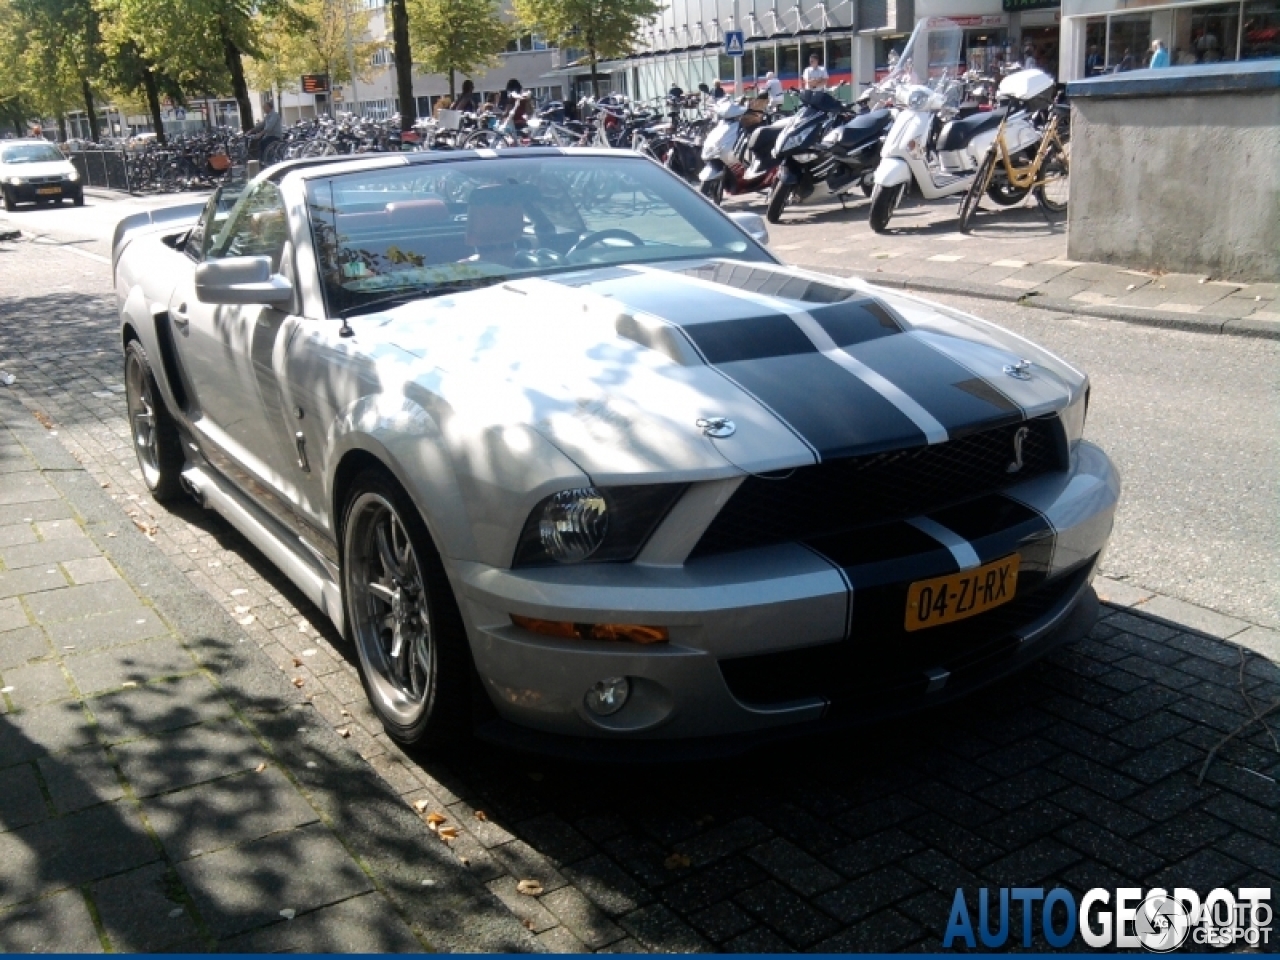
[718,353,928,459]
[927,494,1055,575]
[844,333,1025,434]
[810,299,905,348]
[680,314,815,363]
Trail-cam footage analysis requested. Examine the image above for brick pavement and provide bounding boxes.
[0,231,1276,952]
[730,193,1280,340]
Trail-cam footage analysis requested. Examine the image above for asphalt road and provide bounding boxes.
[2,191,1276,628]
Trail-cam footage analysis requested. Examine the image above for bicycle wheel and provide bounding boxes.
[463,129,510,149]
[1033,141,1070,214]
[958,148,997,233]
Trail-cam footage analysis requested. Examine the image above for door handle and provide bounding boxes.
[171,303,189,328]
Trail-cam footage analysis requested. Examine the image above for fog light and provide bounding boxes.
[585,677,630,716]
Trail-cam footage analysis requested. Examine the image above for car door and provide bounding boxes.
[168,180,302,507]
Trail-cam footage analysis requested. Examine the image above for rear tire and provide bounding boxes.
[766,181,792,223]
[1033,143,1069,214]
[700,178,724,205]
[2,187,14,212]
[959,148,997,233]
[868,182,904,233]
[342,470,474,754]
[123,340,184,502]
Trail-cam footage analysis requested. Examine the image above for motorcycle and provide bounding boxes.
[868,17,1051,233]
[765,85,894,223]
[698,96,777,205]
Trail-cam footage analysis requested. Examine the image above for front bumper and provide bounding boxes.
[6,181,80,202]
[455,441,1119,749]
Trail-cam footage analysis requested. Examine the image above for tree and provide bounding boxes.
[8,0,107,139]
[408,0,509,99]
[513,0,660,97]
[246,0,381,104]
[97,27,184,143]
[388,0,415,130]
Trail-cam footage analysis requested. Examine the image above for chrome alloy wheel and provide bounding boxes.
[345,493,434,726]
[124,348,161,486]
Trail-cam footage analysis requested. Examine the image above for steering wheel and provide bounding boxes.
[566,229,645,260]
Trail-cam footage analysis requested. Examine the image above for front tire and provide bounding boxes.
[868,182,904,233]
[766,181,792,223]
[2,187,14,212]
[123,340,184,501]
[72,191,85,207]
[342,471,472,752]
[1034,143,1069,214]
[700,177,724,205]
[959,148,997,233]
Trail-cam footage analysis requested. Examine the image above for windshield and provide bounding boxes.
[1,144,66,164]
[888,17,964,88]
[306,154,771,317]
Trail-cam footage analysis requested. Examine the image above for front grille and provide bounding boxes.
[691,416,1064,557]
[719,560,1093,708]
[29,176,63,185]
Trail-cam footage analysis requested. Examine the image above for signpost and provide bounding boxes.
[725,28,744,93]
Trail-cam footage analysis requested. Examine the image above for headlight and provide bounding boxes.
[65,169,80,181]
[512,484,687,567]
[6,177,23,186]
[539,487,609,563]
[908,88,931,110]
[792,152,817,163]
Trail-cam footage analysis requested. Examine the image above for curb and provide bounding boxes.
[822,268,1280,341]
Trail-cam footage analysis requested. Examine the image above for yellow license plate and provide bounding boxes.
[905,554,1020,632]
[36,187,61,195]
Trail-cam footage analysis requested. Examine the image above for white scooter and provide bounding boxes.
[868,17,1053,232]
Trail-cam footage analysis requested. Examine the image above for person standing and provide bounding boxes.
[454,80,478,113]
[1085,44,1103,74]
[802,53,829,89]
[1149,39,1170,68]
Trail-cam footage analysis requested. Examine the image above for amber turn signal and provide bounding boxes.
[510,615,669,644]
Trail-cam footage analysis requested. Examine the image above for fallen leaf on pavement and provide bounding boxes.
[516,879,544,896]
[425,812,447,825]
[336,727,350,738]
[437,826,459,840]
[664,853,691,870]
[412,799,430,813]
[254,762,268,773]
[234,605,250,614]
[292,657,303,667]
[291,677,305,687]
[238,615,255,626]
[474,810,488,822]
[33,410,55,430]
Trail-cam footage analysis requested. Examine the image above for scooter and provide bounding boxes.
[698,97,777,205]
[868,17,1050,233]
[766,86,894,222]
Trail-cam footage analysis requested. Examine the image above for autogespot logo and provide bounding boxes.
[943,886,1273,951]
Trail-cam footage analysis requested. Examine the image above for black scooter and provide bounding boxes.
[766,88,894,223]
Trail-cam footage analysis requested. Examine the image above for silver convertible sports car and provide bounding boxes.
[112,149,1119,758]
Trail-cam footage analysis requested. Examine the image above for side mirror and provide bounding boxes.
[195,256,293,306]
[728,211,769,246]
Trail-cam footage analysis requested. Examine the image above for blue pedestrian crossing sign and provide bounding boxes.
[724,31,745,56]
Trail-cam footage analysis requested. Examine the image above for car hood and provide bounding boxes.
[369,259,1084,484]
[2,160,74,178]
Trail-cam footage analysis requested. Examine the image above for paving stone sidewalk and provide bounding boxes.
[729,193,1280,340]
[1,222,1277,954]
[0,390,536,952]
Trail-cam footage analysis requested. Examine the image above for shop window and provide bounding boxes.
[719,52,735,82]
[1084,18,1107,74]
[779,42,801,80]
[829,37,852,75]
[1241,0,1280,59]
[874,34,910,78]
[1186,3,1241,61]
[1108,13,1152,71]
[964,30,1008,73]
[755,45,776,77]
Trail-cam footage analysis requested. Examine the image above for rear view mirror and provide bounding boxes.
[727,211,769,246]
[195,256,293,306]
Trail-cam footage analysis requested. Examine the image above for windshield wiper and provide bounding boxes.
[338,275,503,318]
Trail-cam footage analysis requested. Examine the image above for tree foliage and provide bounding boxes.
[513,0,660,96]
[246,0,381,99]
[408,0,509,99]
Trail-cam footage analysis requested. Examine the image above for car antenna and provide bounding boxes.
[338,317,355,338]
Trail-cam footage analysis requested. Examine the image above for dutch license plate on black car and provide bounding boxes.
[36,187,61,195]
[904,554,1020,632]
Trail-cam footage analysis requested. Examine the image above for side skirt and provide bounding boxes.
[180,463,346,637]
